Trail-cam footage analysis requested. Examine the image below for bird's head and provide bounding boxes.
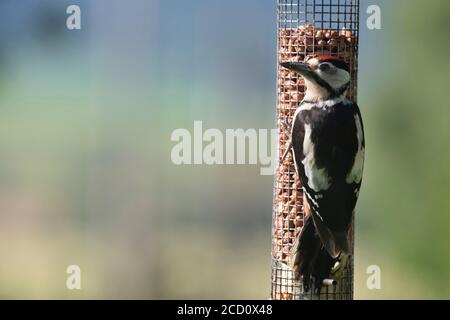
[281,55,351,101]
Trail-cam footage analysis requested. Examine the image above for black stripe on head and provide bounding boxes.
[321,59,350,73]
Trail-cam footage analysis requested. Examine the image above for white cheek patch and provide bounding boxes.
[346,115,365,184]
[321,69,351,90]
[302,124,331,191]
[303,78,330,102]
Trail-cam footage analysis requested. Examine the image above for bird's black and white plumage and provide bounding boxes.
[281,55,365,292]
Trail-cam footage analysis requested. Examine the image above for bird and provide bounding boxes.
[280,55,365,293]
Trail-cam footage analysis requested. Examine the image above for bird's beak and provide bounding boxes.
[280,61,314,78]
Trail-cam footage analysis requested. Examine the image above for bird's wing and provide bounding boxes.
[291,101,365,258]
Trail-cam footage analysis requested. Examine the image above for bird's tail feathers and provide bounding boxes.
[290,215,338,293]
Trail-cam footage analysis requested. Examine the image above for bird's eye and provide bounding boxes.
[319,63,331,72]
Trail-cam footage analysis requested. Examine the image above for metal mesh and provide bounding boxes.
[271,0,359,300]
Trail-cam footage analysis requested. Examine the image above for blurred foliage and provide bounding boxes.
[355,0,450,299]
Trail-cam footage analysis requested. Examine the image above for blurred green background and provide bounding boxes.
[0,0,449,299]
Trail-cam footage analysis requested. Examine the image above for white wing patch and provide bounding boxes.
[300,98,352,111]
[302,124,331,191]
[346,114,365,184]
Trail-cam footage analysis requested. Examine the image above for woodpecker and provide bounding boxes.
[280,55,365,293]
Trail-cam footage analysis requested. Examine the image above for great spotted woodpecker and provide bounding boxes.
[280,55,365,293]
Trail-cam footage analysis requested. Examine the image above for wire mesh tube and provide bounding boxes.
[271,0,360,300]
